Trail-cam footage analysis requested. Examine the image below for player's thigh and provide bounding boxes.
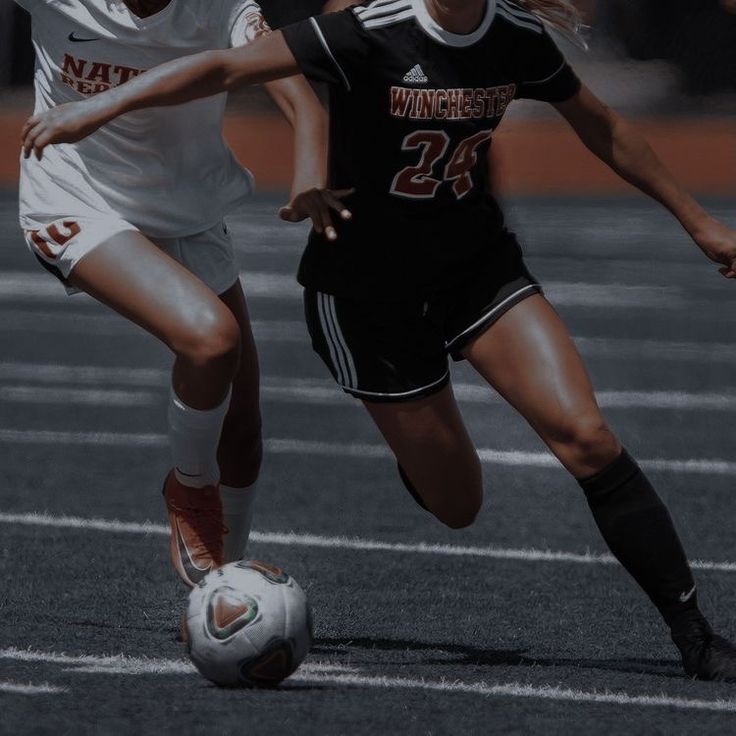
[363,384,482,518]
[304,289,482,514]
[69,228,238,354]
[461,294,619,469]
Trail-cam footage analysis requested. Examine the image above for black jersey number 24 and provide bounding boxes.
[390,129,493,200]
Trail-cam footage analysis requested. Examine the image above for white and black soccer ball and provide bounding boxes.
[185,560,313,687]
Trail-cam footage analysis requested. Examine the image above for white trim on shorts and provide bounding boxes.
[317,292,358,388]
[444,283,540,352]
[342,370,450,400]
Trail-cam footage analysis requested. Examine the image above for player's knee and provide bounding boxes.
[431,471,483,529]
[176,304,241,372]
[437,487,483,529]
[555,414,619,469]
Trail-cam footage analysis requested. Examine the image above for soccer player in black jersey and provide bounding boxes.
[22,0,736,683]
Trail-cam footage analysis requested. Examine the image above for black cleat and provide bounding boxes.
[673,619,736,682]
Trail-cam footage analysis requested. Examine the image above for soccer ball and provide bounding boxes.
[185,560,313,687]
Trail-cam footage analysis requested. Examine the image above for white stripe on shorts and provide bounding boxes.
[318,293,357,389]
[317,293,346,385]
[326,295,358,388]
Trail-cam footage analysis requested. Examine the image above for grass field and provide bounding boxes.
[1,190,736,735]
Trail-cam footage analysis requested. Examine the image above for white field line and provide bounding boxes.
[293,672,736,714]
[2,365,736,411]
[0,429,168,448]
[0,310,308,342]
[4,310,736,364]
[0,647,355,677]
[0,386,158,407]
[1,647,735,712]
[0,271,686,309]
[0,431,734,477]
[0,681,69,695]
[1,511,735,573]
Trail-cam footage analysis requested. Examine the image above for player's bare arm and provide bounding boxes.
[554,85,736,278]
[22,31,351,239]
[263,75,352,240]
[264,76,328,198]
[21,31,299,158]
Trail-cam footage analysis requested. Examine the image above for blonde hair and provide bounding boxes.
[513,0,583,39]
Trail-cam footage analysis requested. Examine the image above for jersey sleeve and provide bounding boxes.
[516,29,581,103]
[280,9,370,91]
[228,0,273,48]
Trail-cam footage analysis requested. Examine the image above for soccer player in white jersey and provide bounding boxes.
[14,0,328,587]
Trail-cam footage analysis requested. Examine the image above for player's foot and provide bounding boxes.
[673,618,736,682]
[162,470,225,588]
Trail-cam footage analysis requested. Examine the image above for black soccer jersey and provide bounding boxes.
[282,0,581,299]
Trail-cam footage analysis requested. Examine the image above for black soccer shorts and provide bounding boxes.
[303,238,541,403]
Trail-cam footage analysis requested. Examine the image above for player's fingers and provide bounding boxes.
[304,195,325,234]
[33,130,54,160]
[322,207,337,240]
[718,265,736,279]
[332,188,355,199]
[22,126,41,159]
[310,196,336,239]
[322,191,353,221]
[278,205,302,223]
[21,115,41,140]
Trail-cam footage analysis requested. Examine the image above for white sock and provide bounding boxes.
[168,386,231,489]
[221,482,258,562]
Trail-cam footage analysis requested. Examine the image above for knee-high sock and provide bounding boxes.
[221,483,258,562]
[168,387,231,489]
[577,449,704,631]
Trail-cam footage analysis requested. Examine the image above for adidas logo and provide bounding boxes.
[403,64,428,84]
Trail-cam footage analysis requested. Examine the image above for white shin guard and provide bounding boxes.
[168,386,231,489]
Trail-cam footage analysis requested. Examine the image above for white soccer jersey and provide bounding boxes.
[16,0,270,237]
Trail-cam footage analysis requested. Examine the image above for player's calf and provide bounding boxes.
[217,390,263,563]
[576,447,736,681]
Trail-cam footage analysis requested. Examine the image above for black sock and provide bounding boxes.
[577,449,705,632]
[397,463,429,512]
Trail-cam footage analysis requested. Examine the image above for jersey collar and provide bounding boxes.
[411,0,496,47]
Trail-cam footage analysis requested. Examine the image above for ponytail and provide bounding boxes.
[512,0,584,41]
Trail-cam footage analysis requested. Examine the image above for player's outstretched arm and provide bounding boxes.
[554,85,736,278]
[263,77,352,240]
[264,77,328,199]
[21,31,300,159]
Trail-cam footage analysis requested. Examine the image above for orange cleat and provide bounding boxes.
[162,470,226,588]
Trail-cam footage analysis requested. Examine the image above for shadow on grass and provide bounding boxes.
[313,636,685,680]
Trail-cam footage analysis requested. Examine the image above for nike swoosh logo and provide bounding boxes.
[68,32,100,43]
[175,518,212,586]
[679,585,697,603]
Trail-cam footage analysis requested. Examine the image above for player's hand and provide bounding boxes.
[279,188,354,242]
[692,217,736,279]
[21,101,105,160]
